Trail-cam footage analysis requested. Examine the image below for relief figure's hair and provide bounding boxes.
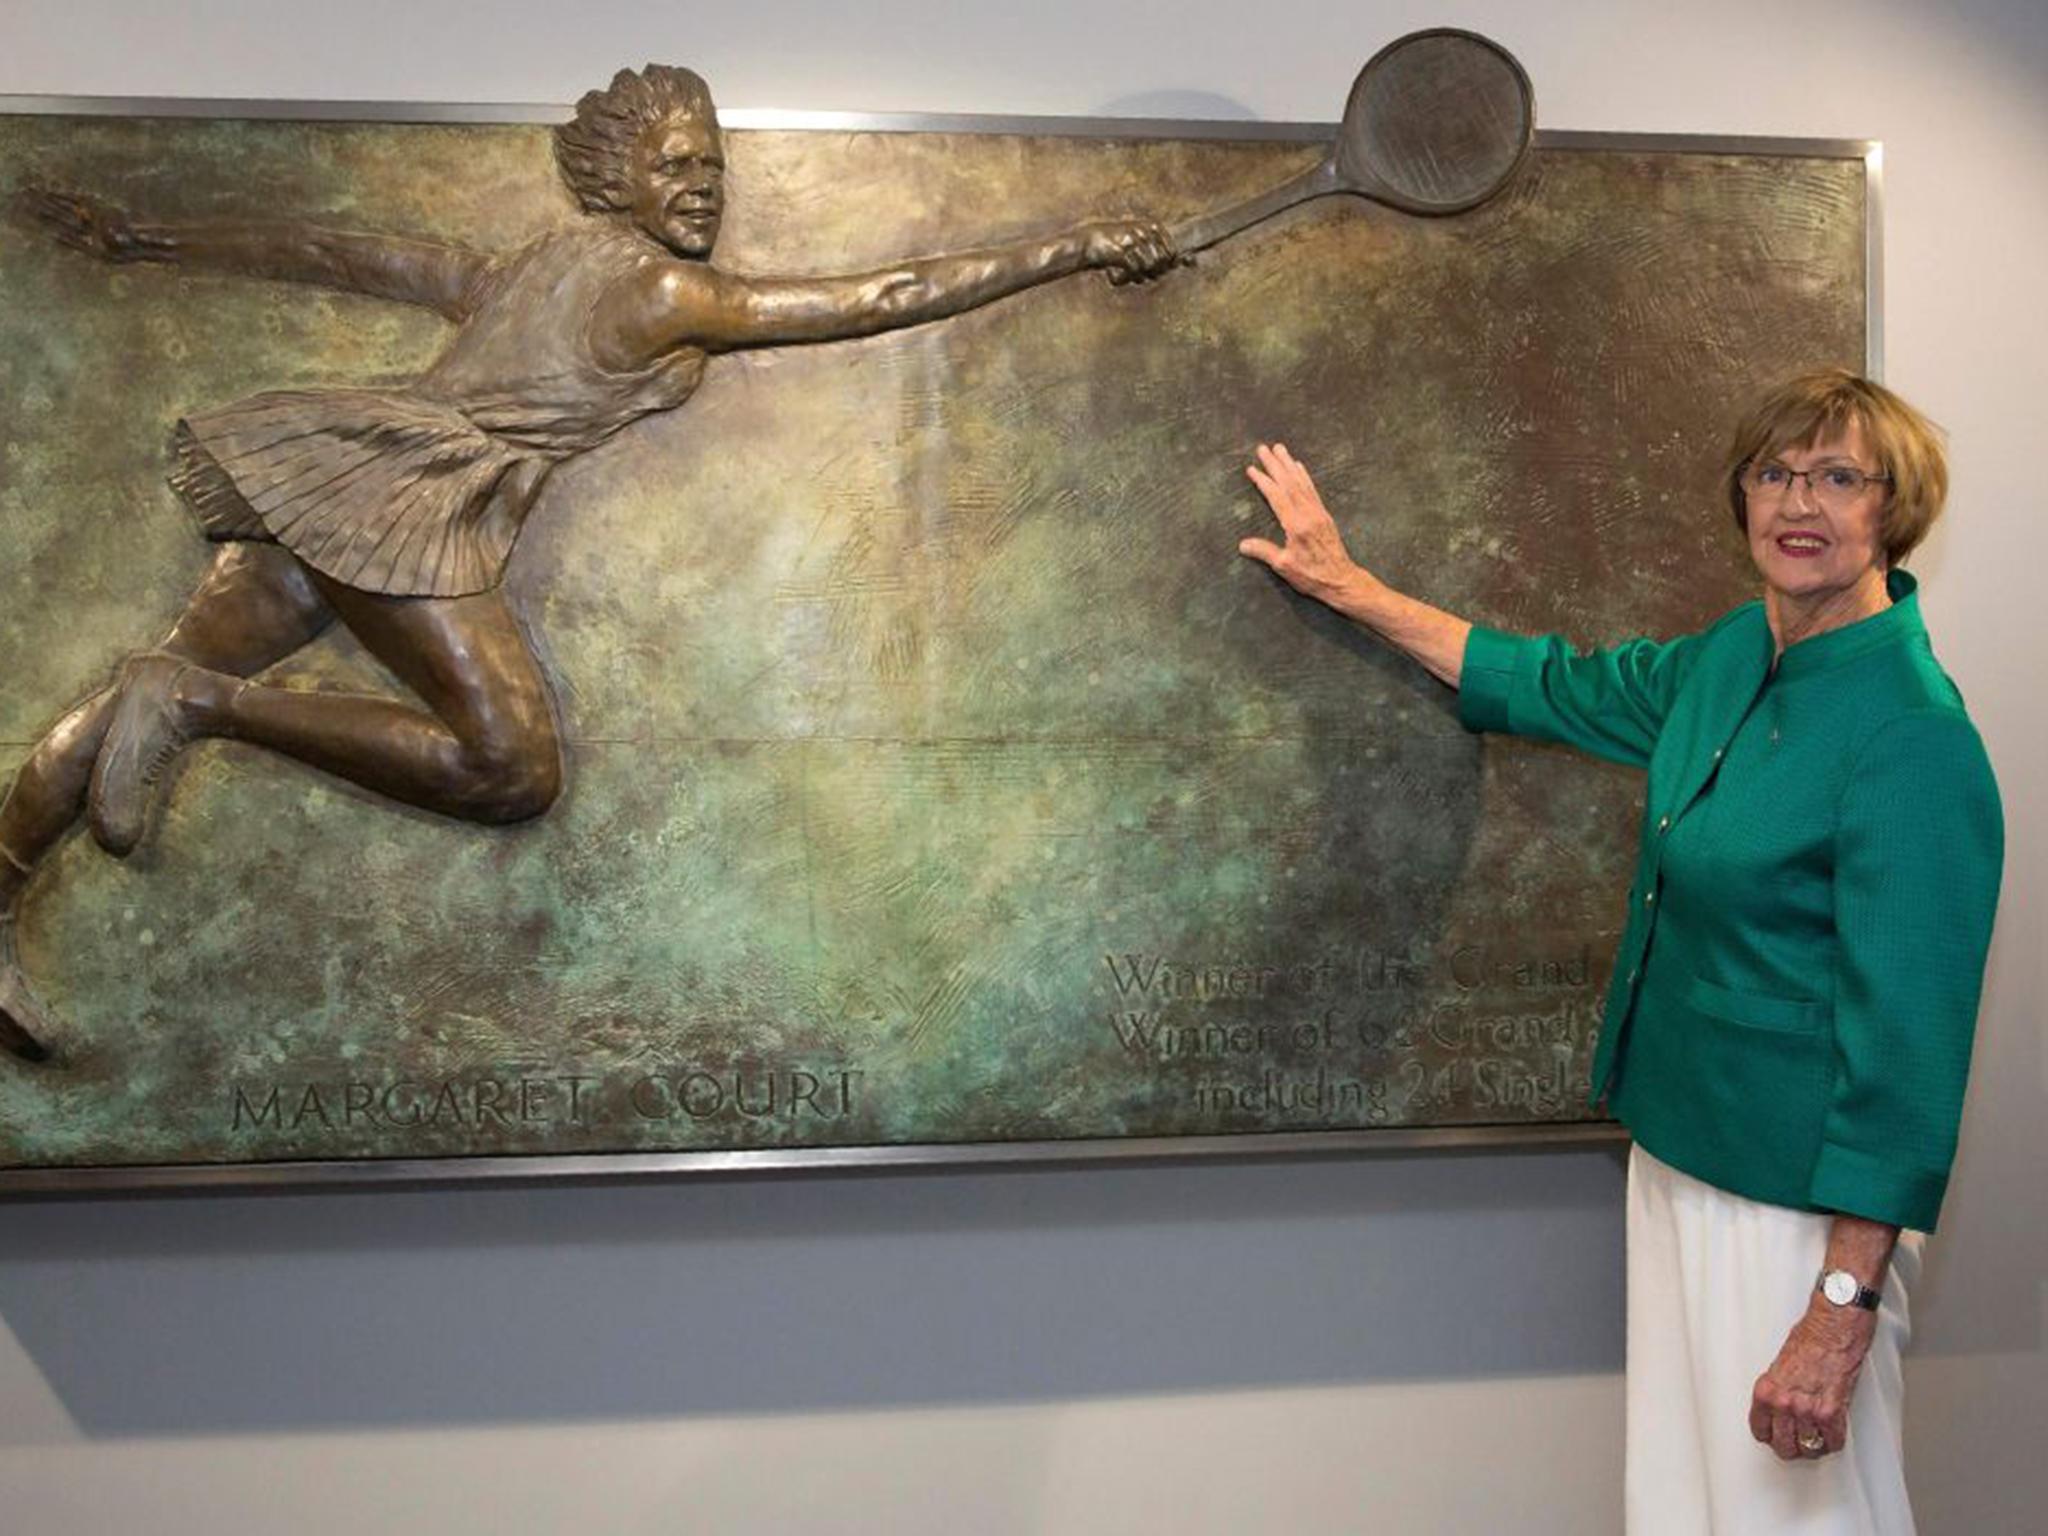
[1722,367,1949,567]
[555,65,718,213]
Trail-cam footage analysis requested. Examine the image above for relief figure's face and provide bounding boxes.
[628,111,725,257]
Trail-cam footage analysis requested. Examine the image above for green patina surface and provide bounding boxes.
[0,117,1863,1168]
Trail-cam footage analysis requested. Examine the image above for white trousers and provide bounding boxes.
[1625,1145,1922,1536]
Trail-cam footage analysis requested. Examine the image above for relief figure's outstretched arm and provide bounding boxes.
[13,185,493,322]
[592,220,1176,368]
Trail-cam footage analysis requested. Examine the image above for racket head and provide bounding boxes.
[1337,29,1535,215]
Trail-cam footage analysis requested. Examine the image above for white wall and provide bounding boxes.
[2,2,2042,1532]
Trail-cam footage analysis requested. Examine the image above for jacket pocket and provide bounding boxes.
[1634,985,1831,1210]
[1682,974,1822,1036]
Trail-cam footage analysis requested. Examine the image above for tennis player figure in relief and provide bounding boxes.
[0,64,1178,1062]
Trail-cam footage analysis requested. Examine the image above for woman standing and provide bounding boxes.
[1240,369,2002,1534]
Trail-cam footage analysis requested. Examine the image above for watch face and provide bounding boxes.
[1822,1270,1859,1306]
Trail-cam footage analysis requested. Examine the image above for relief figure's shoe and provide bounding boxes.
[0,920,52,1064]
[89,651,196,857]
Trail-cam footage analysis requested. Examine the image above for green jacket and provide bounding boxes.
[1458,572,2001,1231]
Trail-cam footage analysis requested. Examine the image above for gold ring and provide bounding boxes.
[1798,1433,1826,1453]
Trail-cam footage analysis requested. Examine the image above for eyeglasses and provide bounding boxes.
[1738,461,1892,506]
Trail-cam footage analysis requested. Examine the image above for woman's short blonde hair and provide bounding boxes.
[1723,368,1949,567]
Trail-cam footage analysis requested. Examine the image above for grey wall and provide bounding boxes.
[2,2,2042,1532]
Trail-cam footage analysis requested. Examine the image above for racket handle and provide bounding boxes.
[1169,157,1343,255]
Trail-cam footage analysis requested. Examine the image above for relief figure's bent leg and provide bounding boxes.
[96,575,564,839]
[0,541,333,1058]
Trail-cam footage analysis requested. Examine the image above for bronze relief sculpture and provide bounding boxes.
[0,33,1538,1071]
[0,64,1180,1061]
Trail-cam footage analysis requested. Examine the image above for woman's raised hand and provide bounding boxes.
[12,185,173,263]
[1239,442,1378,607]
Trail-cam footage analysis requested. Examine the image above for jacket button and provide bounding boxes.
[1644,890,1657,906]
[1657,815,1672,832]
[1712,747,1725,762]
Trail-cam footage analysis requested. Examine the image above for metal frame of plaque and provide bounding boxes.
[0,92,1878,1194]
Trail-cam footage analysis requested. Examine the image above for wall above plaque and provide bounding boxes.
[0,47,1872,1189]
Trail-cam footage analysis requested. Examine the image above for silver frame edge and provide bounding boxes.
[0,1121,1628,1198]
[1,93,1874,153]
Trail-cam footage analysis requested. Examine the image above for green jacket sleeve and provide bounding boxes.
[1807,710,2004,1231]
[1458,625,1701,770]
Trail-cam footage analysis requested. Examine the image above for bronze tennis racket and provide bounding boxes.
[1172,28,1536,254]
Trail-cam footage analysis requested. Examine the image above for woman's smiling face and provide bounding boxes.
[1742,422,1891,608]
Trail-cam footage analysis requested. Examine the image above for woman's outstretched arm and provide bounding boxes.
[1239,441,1471,687]
[14,185,493,322]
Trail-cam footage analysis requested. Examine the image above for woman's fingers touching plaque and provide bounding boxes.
[1239,442,1365,603]
[1250,443,1332,530]
[1236,532,1284,570]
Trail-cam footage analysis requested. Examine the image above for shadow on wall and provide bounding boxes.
[0,1143,1625,1440]
[1916,921,2048,1357]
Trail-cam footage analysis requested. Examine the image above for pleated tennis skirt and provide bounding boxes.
[1626,1145,1922,1536]
[168,389,538,599]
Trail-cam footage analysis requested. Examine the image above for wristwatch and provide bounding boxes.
[1817,1267,1881,1311]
